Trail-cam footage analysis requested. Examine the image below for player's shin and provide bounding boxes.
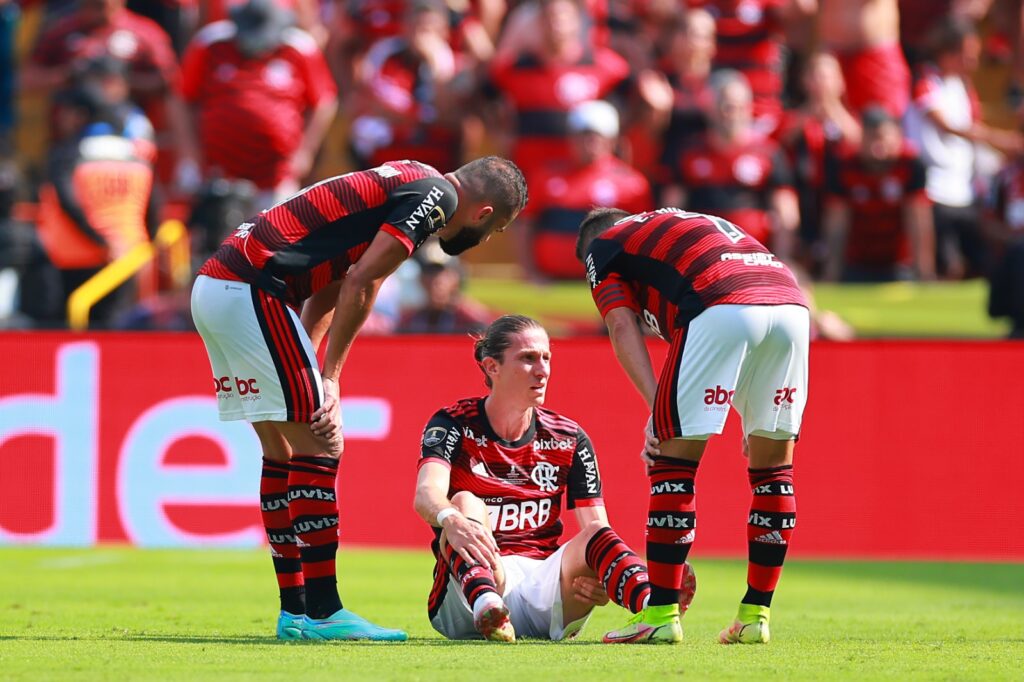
[646,457,699,606]
[260,458,305,615]
[288,455,343,619]
[743,464,796,608]
[584,526,651,613]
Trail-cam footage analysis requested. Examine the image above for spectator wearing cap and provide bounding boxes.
[822,106,935,282]
[349,0,468,172]
[395,249,491,334]
[905,16,1024,279]
[664,70,799,260]
[178,0,338,209]
[519,99,651,280]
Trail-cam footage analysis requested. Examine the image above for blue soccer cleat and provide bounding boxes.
[276,610,304,641]
[300,608,409,642]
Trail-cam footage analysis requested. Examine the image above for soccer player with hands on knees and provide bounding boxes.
[191,157,527,641]
[577,206,810,644]
[414,315,695,643]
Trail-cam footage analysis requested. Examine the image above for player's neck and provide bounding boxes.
[482,395,534,442]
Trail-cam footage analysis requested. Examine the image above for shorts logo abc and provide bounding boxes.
[774,387,797,408]
[703,385,734,407]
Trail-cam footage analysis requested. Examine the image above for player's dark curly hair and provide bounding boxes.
[473,314,544,388]
[453,156,529,224]
[575,207,630,262]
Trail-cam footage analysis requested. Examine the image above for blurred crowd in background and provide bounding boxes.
[1,0,1024,337]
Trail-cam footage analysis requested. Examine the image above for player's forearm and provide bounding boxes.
[300,100,339,159]
[321,276,381,381]
[301,280,341,352]
[605,310,658,410]
[414,483,455,528]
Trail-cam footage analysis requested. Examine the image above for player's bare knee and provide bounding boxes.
[252,422,290,462]
[746,433,795,468]
[657,437,709,461]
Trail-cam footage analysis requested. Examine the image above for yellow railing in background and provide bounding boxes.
[67,220,191,331]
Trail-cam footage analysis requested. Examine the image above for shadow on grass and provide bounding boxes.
[0,634,605,647]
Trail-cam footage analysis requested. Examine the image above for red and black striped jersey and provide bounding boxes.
[671,134,794,247]
[686,0,784,124]
[585,208,807,338]
[825,146,927,268]
[421,397,603,619]
[197,160,457,306]
[484,48,631,182]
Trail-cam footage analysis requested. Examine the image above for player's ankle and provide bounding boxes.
[472,591,505,620]
[737,603,770,624]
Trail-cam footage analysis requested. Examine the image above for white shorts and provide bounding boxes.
[430,545,591,641]
[653,304,810,440]
[191,275,324,422]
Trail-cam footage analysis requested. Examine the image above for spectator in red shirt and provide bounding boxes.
[484,0,631,188]
[178,0,338,209]
[652,8,716,180]
[664,69,799,260]
[822,106,935,282]
[775,51,860,273]
[687,0,814,134]
[350,0,467,172]
[520,99,651,280]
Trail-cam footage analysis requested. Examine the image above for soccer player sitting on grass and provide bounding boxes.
[414,315,695,642]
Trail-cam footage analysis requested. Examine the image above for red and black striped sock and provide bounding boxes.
[585,526,651,613]
[743,465,797,607]
[443,543,498,609]
[288,455,343,619]
[260,458,305,615]
[647,456,699,606]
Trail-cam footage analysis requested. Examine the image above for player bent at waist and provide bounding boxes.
[190,157,527,641]
[414,315,695,643]
[577,206,810,644]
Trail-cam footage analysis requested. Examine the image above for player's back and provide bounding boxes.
[586,209,807,336]
[198,160,456,306]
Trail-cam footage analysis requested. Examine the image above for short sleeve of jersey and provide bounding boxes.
[586,237,640,318]
[418,410,463,467]
[380,176,459,255]
[566,429,603,509]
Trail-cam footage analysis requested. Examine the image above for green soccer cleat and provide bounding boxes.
[300,608,409,642]
[719,604,771,644]
[276,610,304,641]
[603,604,683,644]
[473,594,516,643]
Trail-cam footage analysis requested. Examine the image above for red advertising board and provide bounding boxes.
[1,333,1022,559]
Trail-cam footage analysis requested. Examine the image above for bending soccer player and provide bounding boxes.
[576,207,809,645]
[191,158,527,641]
[414,315,695,643]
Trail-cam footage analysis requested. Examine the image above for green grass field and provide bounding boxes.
[466,277,1012,339]
[1,548,1021,681]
